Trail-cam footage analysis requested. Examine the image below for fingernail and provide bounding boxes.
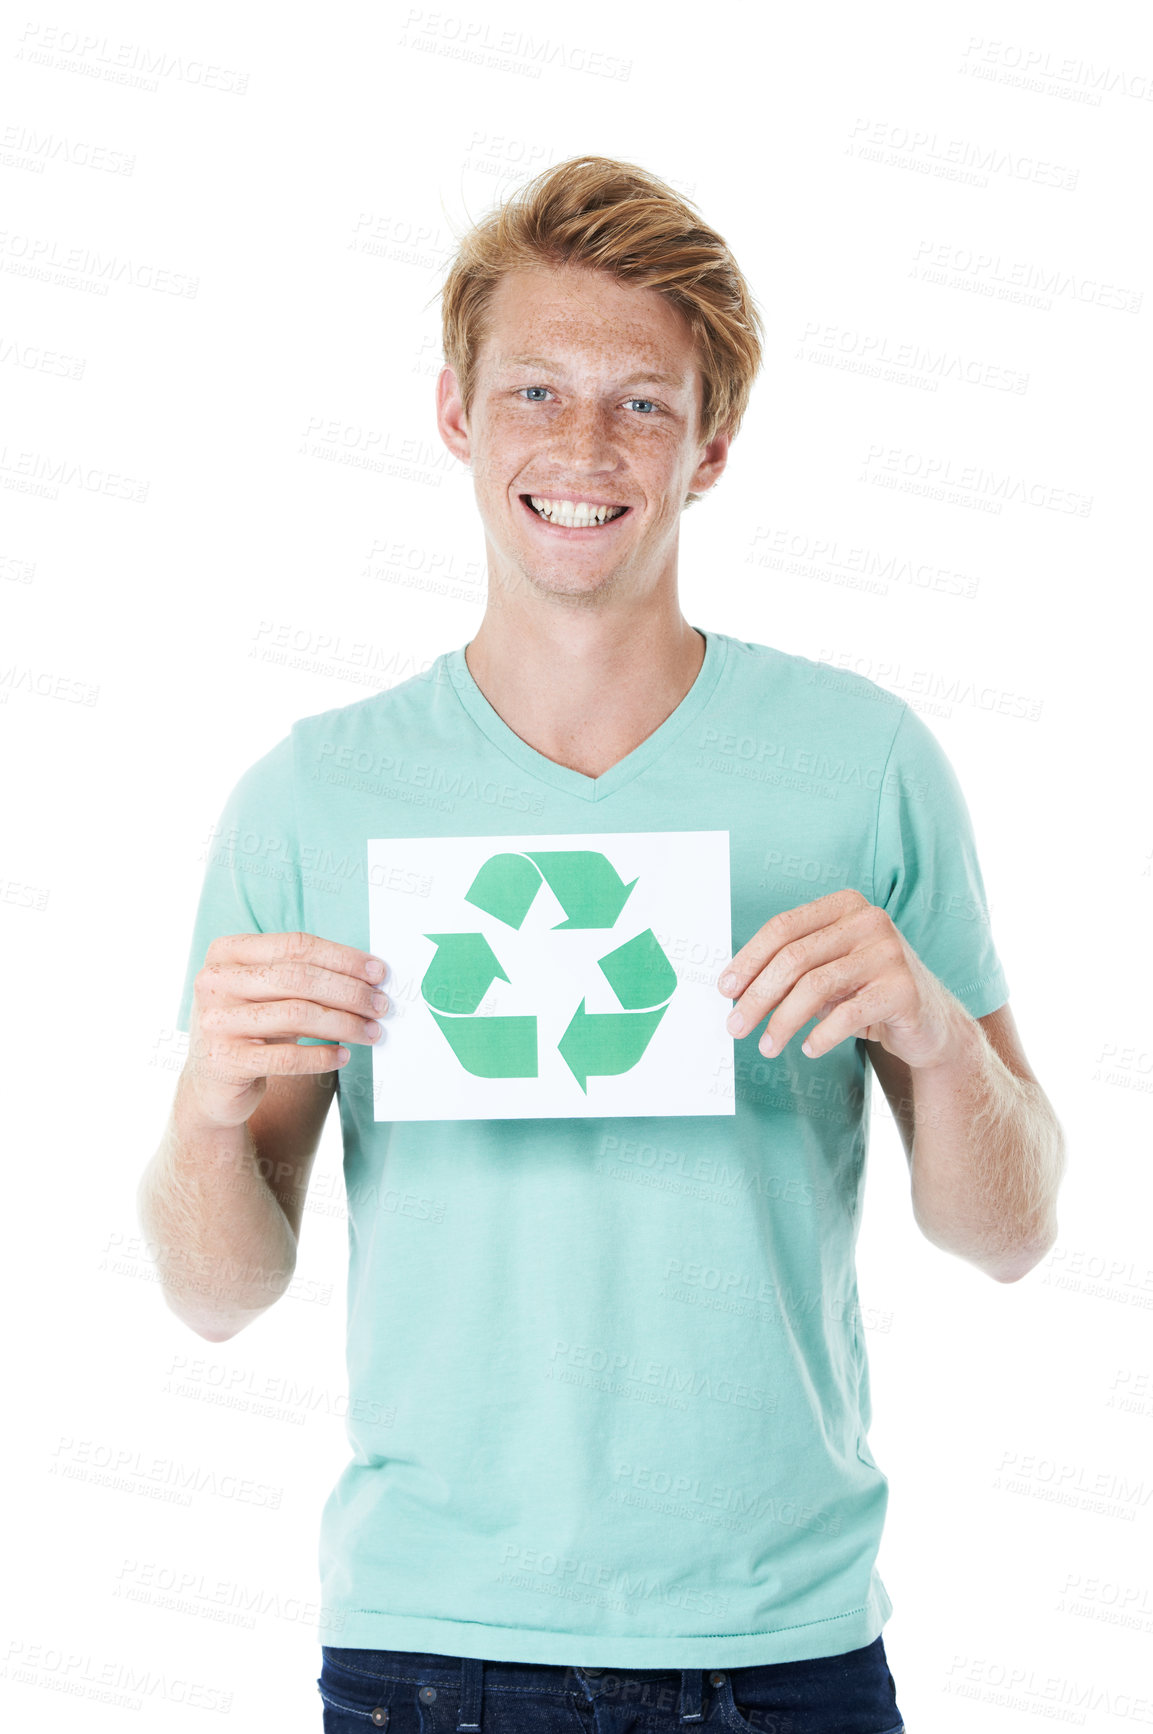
[726,1010,745,1036]
[718,972,738,995]
[365,957,387,982]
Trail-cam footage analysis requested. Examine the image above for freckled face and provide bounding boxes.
[444,263,727,602]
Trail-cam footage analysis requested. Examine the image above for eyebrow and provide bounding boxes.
[496,354,688,389]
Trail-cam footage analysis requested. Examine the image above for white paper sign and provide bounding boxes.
[367,831,734,1121]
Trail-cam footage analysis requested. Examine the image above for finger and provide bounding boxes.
[193,1034,351,1083]
[718,890,869,996]
[794,978,904,1060]
[257,1039,354,1075]
[200,997,383,1049]
[204,930,388,985]
[199,957,389,1021]
[756,941,895,1057]
[726,919,866,1037]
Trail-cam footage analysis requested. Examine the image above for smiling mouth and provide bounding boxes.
[521,495,630,529]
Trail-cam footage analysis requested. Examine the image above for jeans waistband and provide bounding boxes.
[325,1652,708,1731]
[459,1659,704,1731]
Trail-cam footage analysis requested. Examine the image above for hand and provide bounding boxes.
[716,889,967,1069]
[185,932,389,1128]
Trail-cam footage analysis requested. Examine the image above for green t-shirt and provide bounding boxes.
[175,627,1008,1667]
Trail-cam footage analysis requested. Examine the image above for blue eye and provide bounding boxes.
[516,388,660,414]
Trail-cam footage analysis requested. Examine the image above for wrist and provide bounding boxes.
[173,1068,256,1144]
[909,997,982,1076]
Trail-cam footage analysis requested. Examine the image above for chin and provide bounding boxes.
[515,558,623,599]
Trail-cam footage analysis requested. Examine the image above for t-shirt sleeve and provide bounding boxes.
[175,732,304,1033]
[872,702,1010,1020]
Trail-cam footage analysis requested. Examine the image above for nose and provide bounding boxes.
[547,401,619,471]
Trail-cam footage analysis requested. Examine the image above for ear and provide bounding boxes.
[436,365,472,467]
[689,425,731,498]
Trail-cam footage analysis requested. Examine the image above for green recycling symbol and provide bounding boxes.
[420,850,677,1093]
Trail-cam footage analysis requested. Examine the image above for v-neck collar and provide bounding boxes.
[442,627,728,803]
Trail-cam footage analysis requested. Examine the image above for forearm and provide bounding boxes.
[908,1014,1066,1281]
[137,1071,298,1340]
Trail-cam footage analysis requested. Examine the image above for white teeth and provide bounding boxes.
[529,496,626,526]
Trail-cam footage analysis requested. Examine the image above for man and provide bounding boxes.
[140,157,1065,1733]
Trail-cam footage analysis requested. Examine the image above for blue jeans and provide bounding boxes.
[317,1643,905,1734]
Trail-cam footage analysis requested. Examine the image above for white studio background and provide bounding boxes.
[2,0,1150,1728]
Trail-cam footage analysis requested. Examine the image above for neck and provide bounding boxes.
[463,599,706,782]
